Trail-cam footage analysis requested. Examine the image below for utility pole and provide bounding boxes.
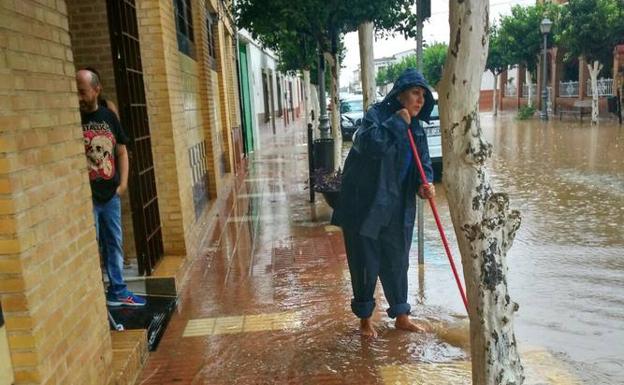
[416,0,424,71]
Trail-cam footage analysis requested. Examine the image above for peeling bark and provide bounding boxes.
[310,83,320,127]
[440,1,524,384]
[303,69,312,128]
[587,60,603,125]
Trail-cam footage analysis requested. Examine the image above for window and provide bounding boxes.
[340,99,364,114]
[174,0,195,58]
[206,11,217,68]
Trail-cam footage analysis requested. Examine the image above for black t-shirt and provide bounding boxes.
[81,106,130,203]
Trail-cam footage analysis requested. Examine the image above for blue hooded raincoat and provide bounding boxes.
[331,68,435,319]
[332,68,434,238]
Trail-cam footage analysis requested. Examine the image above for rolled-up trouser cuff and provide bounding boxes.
[351,299,376,319]
[387,303,411,319]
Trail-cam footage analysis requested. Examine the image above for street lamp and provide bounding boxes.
[540,18,552,120]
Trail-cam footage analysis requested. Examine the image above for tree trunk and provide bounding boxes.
[358,21,376,109]
[303,69,312,129]
[588,60,603,125]
[310,83,320,126]
[526,70,533,108]
[325,51,342,169]
[492,71,498,116]
[439,1,524,384]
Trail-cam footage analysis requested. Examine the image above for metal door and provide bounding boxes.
[238,44,254,153]
[107,0,164,275]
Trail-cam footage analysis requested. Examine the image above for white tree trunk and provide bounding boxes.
[325,51,342,169]
[303,69,312,129]
[588,60,603,125]
[358,21,376,110]
[310,84,320,126]
[439,1,524,384]
[526,70,533,107]
[492,72,498,116]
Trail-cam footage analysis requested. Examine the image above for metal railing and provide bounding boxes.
[559,81,579,97]
[586,78,614,96]
[522,83,537,100]
[505,84,517,97]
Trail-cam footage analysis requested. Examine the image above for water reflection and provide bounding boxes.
[141,118,622,385]
[414,115,623,384]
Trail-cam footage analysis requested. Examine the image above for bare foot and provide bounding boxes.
[395,314,426,332]
[360,318,377,338]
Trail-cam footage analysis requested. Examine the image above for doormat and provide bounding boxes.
[108,295,177,351]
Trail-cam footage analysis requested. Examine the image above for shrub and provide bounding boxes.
[517,105,536,120]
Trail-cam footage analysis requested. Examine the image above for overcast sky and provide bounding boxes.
[341,0,536,85]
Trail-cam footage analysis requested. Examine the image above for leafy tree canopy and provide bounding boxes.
[486,23,509,76]
[376,43,447,89]
[497,3,559,75]
[422,42,448,88]
[376,55,417,86]
[235,0,417,72]
[557,0,623,73]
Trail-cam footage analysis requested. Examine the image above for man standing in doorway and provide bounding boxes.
[76,69,145,307]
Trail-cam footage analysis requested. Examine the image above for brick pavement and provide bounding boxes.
[137,119,581,385]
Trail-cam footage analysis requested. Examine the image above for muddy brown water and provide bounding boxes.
[414,114,623,384]
[140,116,622,384]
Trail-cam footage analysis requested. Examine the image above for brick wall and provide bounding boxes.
[479,90,494,111]
[0,1,113,384]
[214,21,234,174]
[137,0,237,259]
[193,0,224,198]
[179,54,207,225]
[67,0,137,263]
[67,0,116,105]
[0,321,14,385]
[136,0,188,255]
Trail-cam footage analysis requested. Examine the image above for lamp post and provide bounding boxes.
[540,18,552,120]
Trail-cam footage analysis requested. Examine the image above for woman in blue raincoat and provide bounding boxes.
[332,68,436,338]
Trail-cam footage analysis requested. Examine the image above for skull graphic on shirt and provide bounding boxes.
[84,129,115,180]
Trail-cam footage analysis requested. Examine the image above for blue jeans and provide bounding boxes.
[93,194,127,296]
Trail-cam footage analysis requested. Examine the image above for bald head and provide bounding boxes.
[76,69,101,113]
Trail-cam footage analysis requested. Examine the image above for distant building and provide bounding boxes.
[345,49,419,96]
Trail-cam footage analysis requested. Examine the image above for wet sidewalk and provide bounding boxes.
[137,118,582,385]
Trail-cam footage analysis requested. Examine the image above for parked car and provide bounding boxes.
[340,96,364,140]
[421,91,442,180]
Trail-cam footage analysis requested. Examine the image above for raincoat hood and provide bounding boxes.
[382,68,435,123]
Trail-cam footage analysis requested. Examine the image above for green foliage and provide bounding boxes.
[497,3,560,75]
[235,0,418,74]
[376,67,388,87]
[235,1,318,72]
[422,42,448,88]
[516,105,536,120]
[486,23,509,76]
[375,43,447,88]
[557,0,622,74]
[376,55,418,86]
[274,33,319,73]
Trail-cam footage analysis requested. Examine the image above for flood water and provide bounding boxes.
[415,114,624,384]
[140,114,623,385]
